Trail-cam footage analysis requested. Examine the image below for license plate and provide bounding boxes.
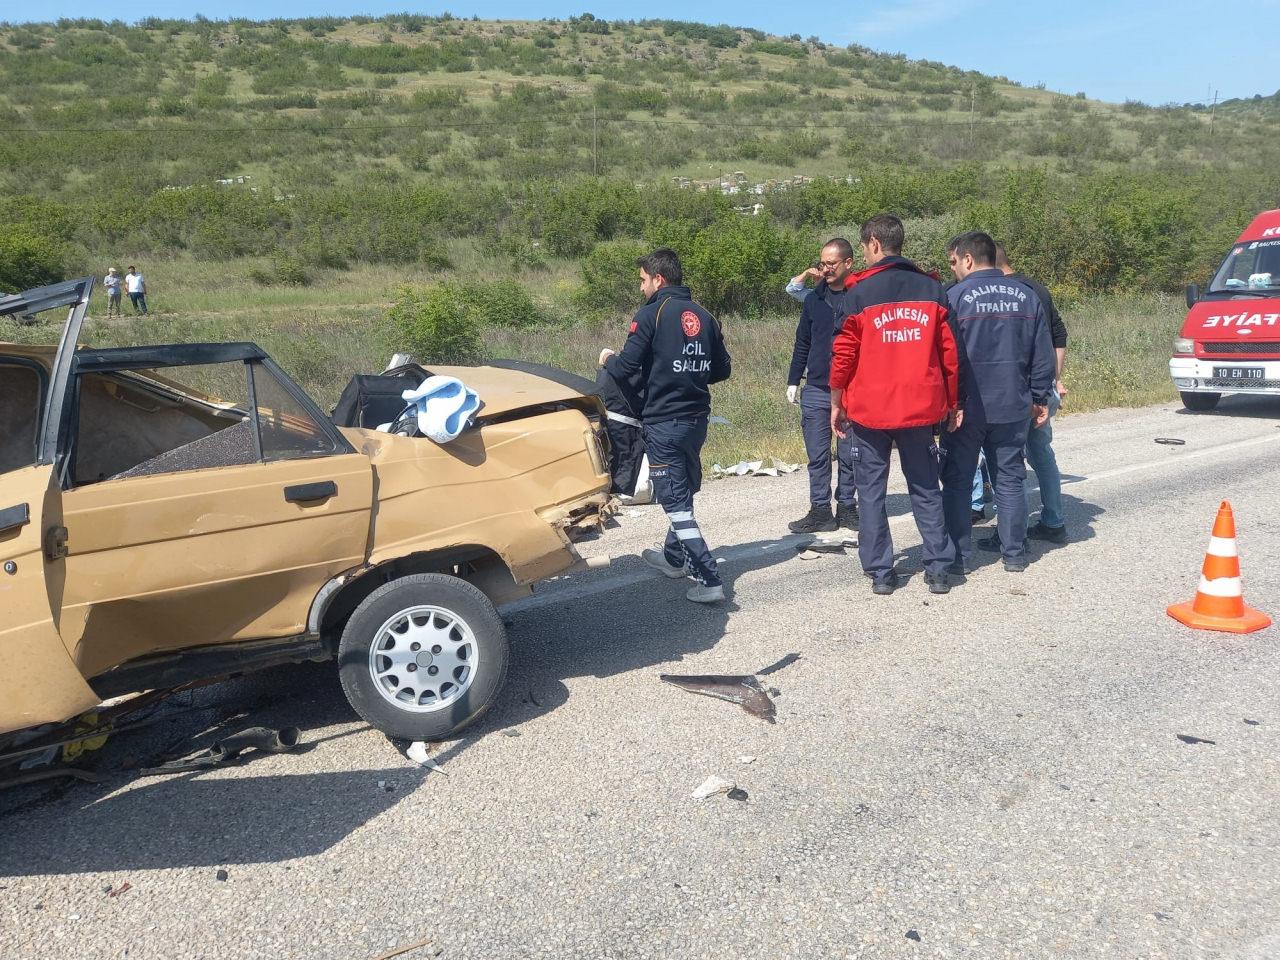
[1213,366,1265,380]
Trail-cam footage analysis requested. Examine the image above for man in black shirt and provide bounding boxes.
[600,248,732,603]
[993,242,1069,544]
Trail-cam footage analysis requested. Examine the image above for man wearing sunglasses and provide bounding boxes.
[785,239,860,534]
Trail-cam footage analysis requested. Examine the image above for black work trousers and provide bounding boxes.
[846,420,954,580]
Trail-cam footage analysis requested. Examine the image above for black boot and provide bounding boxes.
[836,501,858,530]
[788,504,837,534]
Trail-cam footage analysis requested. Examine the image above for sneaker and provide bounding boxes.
[871,572,898,595]
[788,504,837,534]
[836,502,859,530]
[977,534,1002,552]
[1003,558,1027,573]
[924,571,951,594]
[687,583,725,603]
[947,559,972,577]
[1027,521,1067,544]
[641,548,685,579]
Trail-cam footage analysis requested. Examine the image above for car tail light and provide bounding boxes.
[1173,337,1195,355]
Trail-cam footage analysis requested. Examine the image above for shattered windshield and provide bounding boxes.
[1209,239,1280,294]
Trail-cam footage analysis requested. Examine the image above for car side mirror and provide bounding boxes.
[1185,283,1199,309]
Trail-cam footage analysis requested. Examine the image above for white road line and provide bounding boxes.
[508,430,1280,614]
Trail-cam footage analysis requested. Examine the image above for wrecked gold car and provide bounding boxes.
[1,278,611,742]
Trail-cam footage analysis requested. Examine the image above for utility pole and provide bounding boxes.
[969,86,976,150]
[1209,88,1219,132]
[592,101,598,177]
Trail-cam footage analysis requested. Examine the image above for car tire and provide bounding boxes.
[1180,391,1221,412]
[338,573,508,741]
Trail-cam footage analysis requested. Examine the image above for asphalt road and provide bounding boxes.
[3,396,1279,960]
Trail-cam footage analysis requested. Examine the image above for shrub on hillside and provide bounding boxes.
[0,232,65,291]
[578,239,648,314]
[389,286,482,364]
[249,251,310,286]
[458,279,549,328]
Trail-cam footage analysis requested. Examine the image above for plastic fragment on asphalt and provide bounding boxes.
[726,788,749,801]
[738,755,756,764]
[660,674,777,723]
[215,869,228,882]
[905,930,922,942]
[712,458,801,478]
[1176,734,1216,745]
[691,775,735,800]
[107,882,132,899]
[1154,437,1187,445]
[406,742,448,775]
[757,652,801,676]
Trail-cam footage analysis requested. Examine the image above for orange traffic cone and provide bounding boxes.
[1167,501,1271,634]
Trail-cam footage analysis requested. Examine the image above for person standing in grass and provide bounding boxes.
[103,267,123,317]
[825,214,960,596]
[599,248,732,604]
[785,239,859,535]
[124,265,148,315]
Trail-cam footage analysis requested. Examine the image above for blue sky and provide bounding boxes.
[11,1,1278,106]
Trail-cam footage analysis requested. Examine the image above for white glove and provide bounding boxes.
[786,385,798,404]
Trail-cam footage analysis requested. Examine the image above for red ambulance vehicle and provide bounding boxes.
[1171,209,1280,411]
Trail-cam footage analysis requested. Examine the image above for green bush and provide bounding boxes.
[389,285,482,364]
[0,232,65,291]
[249,251,310,286]
[456,279,548,327]
[578,239,648,314]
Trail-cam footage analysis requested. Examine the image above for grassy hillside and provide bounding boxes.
[1,14,1266,462]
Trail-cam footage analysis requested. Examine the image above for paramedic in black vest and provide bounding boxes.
[785,238,859,535]
[599,248,733,604]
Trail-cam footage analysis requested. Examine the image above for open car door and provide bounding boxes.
[0,278,101,734]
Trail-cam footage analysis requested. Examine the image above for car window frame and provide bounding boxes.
[0,357,49,474]
[59,343,353,490]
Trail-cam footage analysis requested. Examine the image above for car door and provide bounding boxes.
[54,352,374,679]
[0,279,102,735]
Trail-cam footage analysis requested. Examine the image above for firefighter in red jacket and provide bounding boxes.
[824,214,961,595]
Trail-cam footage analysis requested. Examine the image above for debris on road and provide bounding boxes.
[369,935,435,960]
[659,674,777,723]
[405,741,448,775]
[712,459,801,479]
[905,929,922,942]
[756,652,801,677]
[726,787,749,801]
[215,869,229,882]
[140,726,301,775]
[738,755,756,765]
[1154,437,1187,445]
[106,881,132,899]
[691,776,735,800]
[1244,719,1261,726]
[1177,734,1217,745]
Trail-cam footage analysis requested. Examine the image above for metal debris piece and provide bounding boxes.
[905,929,922,942]
[711,458,801,478]
[1154,437,1186,445]
[406,741,448,775]
[691,775,735,800]
[726,787,749,801]
[1176,734,1216,745]
[757,653,801,677]
[660,674,777,723]
[140,726,301,775]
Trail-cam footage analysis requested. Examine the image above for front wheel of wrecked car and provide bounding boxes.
[338,574,509,741]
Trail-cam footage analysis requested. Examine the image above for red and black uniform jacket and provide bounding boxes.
[821,256,960,431]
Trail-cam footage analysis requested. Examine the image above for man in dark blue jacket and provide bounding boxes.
[600,248,732,603]
[785,238,859,534]
[941,231,1054,574]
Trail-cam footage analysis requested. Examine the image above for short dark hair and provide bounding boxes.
[993,241,1010,268]
[947,231,996,266]
[822,237,854,261]
[859,214,904,255]
[636,248,682,286]
[128,264,136,270]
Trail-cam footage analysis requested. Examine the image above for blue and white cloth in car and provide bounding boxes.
[378,376,481,444]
